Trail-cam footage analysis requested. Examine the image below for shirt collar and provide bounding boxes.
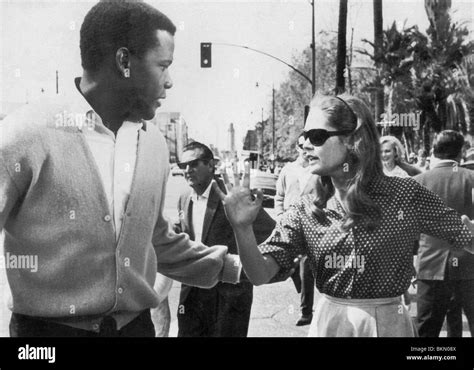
[431,159,459,169]
[68,77,143,135]
[326,175,392,211]
[295,156,309,168]
[191,181,213,202]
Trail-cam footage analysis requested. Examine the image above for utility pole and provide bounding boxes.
[347,27,354,94]
[373,0,384,124]
[335,0,348,95]
[272,84,275,163]
[305,0,316,125]
[311,0,316,96]
[261,107,264,164]
[56,70,59,94]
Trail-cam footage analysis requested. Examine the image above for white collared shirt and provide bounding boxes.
[190,181,213,243]
[72,80,142,240]
[431,159,458,168]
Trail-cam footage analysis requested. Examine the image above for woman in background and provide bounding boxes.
[380,136,409,178]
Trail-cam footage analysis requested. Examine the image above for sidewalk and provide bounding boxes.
[163,278,311,337]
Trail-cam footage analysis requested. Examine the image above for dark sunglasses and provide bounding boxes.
[177,158,209,170]
[303,129,354,146]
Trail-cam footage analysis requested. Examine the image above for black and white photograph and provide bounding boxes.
[0,0,473,366]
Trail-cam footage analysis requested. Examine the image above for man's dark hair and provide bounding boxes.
[80,1,176,72]
[182,142,214,161]
[433,130,464,160]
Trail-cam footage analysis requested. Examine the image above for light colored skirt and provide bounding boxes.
[308,294,417,337]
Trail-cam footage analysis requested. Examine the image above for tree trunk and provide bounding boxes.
[335,0,348,95]
[373,0,384,123]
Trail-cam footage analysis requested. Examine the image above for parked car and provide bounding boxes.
[170,164,184,176]
[250,170,277,208]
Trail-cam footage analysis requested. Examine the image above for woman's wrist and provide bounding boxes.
[233,224,254,233]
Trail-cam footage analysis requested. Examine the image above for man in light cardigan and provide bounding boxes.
[0,2,241,337]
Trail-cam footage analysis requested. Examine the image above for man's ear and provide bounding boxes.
[208,159,215,173]
[115,47,131,78]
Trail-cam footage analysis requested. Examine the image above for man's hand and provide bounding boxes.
[285,255,303,280]
[212,162,263,229]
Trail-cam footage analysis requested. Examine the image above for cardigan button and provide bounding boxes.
[104,215,112,222]
[117,287,124,294]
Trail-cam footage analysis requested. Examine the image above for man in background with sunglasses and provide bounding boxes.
[275,133,319,326]
[174,142,275,336]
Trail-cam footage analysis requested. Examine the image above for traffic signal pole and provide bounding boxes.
[203,42,312,86]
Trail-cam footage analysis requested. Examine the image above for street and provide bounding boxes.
[0,174,469,337]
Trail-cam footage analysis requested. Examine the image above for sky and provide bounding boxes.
[1,0,473,151]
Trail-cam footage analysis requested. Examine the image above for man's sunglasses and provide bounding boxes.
[177,158,209,170]
[302,129,354,146]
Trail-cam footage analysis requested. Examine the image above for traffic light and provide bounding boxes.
[200,42,212,68]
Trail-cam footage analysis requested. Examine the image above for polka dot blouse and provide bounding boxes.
[259,176,473,299]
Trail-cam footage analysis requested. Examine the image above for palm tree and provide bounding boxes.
[359,0,473,152]
[413,0,473,148]
[359,21,423,154]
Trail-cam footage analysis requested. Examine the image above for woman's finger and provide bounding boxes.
[212,180,226,201]
[461,215,474,235]
[253,188,264,207]
[221,171,232,191]
[242,162,251,189]
[231,162,240,187]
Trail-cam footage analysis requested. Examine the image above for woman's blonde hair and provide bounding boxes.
[310,94,383,231]
[380,135,405,164]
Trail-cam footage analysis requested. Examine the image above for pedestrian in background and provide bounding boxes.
[380,136,409,178]
[416,149,428,173]
[414,130,474,337]
[175,142,275,337]
[275,133,319,326]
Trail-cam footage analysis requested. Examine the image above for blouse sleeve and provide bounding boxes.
[258,201,308,283]
[413,179,473,253]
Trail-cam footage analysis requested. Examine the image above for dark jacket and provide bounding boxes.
[175,178,276,301]
[414,161,474,280]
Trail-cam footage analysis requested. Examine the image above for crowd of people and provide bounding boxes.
[0,1,473,338]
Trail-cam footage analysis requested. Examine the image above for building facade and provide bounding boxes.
[150,112,189,163]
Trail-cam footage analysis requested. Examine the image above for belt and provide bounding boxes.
[322,294,401,307]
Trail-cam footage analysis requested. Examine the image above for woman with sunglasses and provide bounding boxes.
[214,94,474,337]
